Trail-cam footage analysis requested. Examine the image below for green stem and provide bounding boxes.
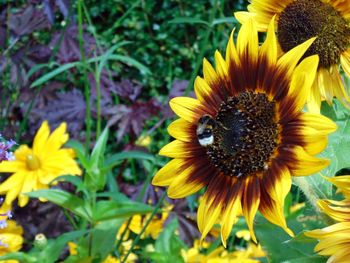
[78,0,92,151]
[121,191,166,263]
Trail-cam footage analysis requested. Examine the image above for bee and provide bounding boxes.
[196,114,217,146]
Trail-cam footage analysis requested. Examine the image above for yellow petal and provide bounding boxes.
[0,160,25,173]
[340,50,350,77]
[221,195,242,247]
[307,79,322,113]
[167,118,194,142]
[259,16,277,64]
[288,55,319,112]
[299,113,337,134]
[214,50,228,80]
[237,18,259,64]
[152,159,187,186]
[32,121,50,155]
[159,140,202,158]
[203,58,219,87]
[167,165,205,198]
[45,122,69,154]
[0,172,24,193]
[287,146,330,176]
[277,37,316,77]
[169,97,205,123]
[225,28,240,66]
[197,194,223,242]
[242,176,260,243]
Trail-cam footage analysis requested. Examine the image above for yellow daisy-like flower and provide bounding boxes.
[152,18,337,246]
[0,220,23,263]
[0,121,82,207]
[235,0,350,112]
[305,176,350,262]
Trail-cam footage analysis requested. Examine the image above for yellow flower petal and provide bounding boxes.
[287,146,330,176]
[169,97,205,122]
[159,140,202,158]
[167,118,194,142]
[259,16,277,64]
[299,113,337,134]
[288,55,319,112]
[277,37,316,77]
[32,121,50,156]
[152,159,188,186]
[237,18,259,64]
[340,50,350,77]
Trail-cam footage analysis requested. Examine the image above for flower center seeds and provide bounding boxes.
[197,92,278,178]
[278,0,350,68]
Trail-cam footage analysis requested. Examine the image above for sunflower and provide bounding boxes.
[0,121,82,207]
[235,0,350,113]
[305,176,350,262]
[152,18,337,246]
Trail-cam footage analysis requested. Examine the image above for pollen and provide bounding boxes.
[277,0,350,68]
[206,92,278,177]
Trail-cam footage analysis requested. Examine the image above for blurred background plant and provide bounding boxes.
[0,0,349,262]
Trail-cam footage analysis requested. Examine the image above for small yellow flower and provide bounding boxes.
[135,135,152,147]
[0,220,23,263]
[0,121,82,207]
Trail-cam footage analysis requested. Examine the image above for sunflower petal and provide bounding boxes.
[167,118,194,142]
[259,16,277,64]
[237,18,259,63]
[159,140,203,158]
[299,113,337,134]
[203,58,219,87]
[277,37,316,77]
[197,193,223,242]
[288,55,319,111]
[225,28,240,65]
[285,146,330,176]
[242,176,260,243]
[340,50,350,77]
[169,97,206,122]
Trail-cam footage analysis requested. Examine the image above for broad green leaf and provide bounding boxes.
[27,189,92,221]
[36,230,88,263]
[91,219,124,260]
[93,200,153,222]
[148,218,186,263]
[0,252,36,263]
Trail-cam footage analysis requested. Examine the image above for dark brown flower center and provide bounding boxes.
[205,92,278,177]
[278,0,350,68]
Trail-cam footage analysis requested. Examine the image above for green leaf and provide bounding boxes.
[0,252,36,263]
[37,230,88,262]
[90,127,109,168]
[65,140,90,169]
[168,17,210,27]
[148,218,186,263]
[211,17,236,26]
[30,61,81,88]
[107,54,150,75]
[93,200,153,222]
[27,189,92,221]
[103,151,155,171]
[90,219,124,260]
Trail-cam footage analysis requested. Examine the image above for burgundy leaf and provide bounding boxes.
[50,25,97,63]
[113,79,142,102]
[8,5,50,37]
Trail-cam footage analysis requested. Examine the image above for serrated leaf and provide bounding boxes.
[27,189,91,221]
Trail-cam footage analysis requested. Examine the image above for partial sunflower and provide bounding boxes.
[0,121,82,207]
[235,0,350,113]
[305,176,350,262]
[152,18,337,246]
